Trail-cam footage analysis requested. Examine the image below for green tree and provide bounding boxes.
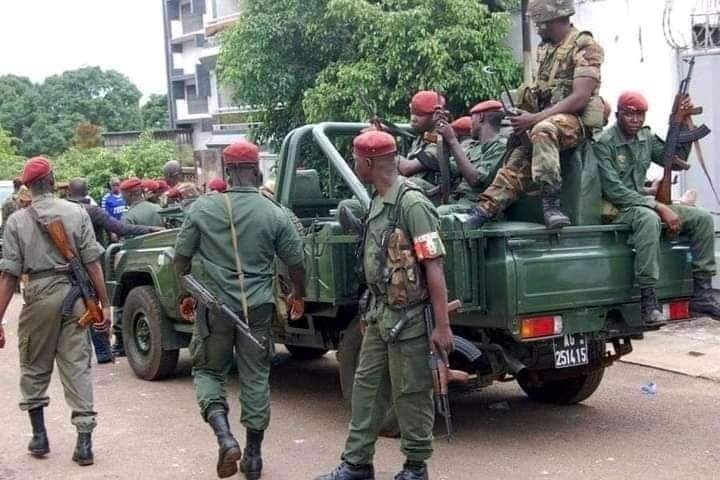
[0,127,24,180]
[0,75,39,149]
[141,94,170,130]
[219,0,520,145]
[73,122,104,150]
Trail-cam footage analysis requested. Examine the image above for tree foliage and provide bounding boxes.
[73,122,104,150]
[0,128,24,180]
[219,0,520,145]
[141,94,170,130]
[0,67,144,157]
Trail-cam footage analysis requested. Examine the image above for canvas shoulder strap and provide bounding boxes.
[222,193,250,320]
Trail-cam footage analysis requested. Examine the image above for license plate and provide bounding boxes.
[553,334,589,369]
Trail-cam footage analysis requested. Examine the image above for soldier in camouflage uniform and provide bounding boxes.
[316,131,454,480]
[440,100,508,214]
[0,157,111,467]
[596,91,720,325]
[174,140,306,479]
[467,0,605,229]
[398,91,467,205]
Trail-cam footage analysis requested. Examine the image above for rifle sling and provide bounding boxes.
[222,193,250,322]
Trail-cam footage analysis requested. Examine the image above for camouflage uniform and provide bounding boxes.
[342,176,444,466]
[478,27,604,216]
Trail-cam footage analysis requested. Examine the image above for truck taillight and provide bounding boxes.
[520,315,563,339]
[663,300,690,321]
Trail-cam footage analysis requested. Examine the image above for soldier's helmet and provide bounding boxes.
[528,0,576,23]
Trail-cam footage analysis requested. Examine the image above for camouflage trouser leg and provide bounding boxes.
[530,114,583,188]
[342,323,434,464]
[478,114,583,216]
[18,281,97,433]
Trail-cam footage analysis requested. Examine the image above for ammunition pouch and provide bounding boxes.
[580,95,605,130]
[383,228,428,308]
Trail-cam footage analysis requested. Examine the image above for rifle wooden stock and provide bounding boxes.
[44,218,103,328]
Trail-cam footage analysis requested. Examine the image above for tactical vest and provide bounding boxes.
[365,183,429,309]
[518,29,604,129]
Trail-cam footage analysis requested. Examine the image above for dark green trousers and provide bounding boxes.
[342,323,434,464]
[190,303,274,431]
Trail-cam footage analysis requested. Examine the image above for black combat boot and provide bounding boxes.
[540,185,571,229]
[314,461,375,480]
[27,408,50,457]
[465,207,492,229]
[239,429,264,480]
[641,287,667,328]
[207,409,243,478]
[338,204,363,235]
[72,432,94,466]
[394,461,428,480]
[690,277,720,319]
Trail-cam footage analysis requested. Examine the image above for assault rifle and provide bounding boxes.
[483,65,532,157]
[655,56,711,205]
[358,89,414,140]
[433,91,451,205]
[180,274,266,352]
[31,213,104,330]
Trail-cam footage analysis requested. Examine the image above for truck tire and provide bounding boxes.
[337,319,400,437]
[123,286,179,381]
[286,345,329,360]
[518,367,605,405]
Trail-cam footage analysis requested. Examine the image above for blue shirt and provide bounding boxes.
[102,192,127,220]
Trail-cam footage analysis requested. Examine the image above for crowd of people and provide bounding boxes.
[1,0,720,479]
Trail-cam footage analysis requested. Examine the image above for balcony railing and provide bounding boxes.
[182,13,204,34]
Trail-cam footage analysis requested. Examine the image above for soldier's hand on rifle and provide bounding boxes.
[431,324,455,358]
[677,95,695,121]
[93,307,112,334]
[435,118,458,144]
[510,110,539,134]
[0,324,6,349]
[288,292,305,321]
[656,203,682,236]
[179,296,197,322]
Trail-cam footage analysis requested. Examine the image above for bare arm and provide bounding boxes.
[437,121,477,186]
[537,77,596,122]
[0,273,19,348]
[398,157,425,176]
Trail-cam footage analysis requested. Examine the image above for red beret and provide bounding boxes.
[410,90,442,115]
[618,91,649,112]
[353,131,397,159]
[156,179,169,191]
[141,179,160,192]
[224,140,260,165]
[208,178,228,193]
[470,100,504,115]
[22,156,52,185]
[166,187,180,200]
[451,116,472,136]
[120,177,142,192]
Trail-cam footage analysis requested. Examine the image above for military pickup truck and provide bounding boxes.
[105,122,693,408]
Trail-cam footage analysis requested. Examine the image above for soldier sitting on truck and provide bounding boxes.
[438,100,508,214]
[397,90,467,204]
[596,91,720,324]
[466,0,605,230]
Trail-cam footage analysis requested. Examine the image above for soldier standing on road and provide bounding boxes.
[440,100,508,214]
[467,0,605,229]
[120,177,164,228]
[316,131,454,480]
[0,157,111,467]
[595,91,720,324]
[173,140,307,480]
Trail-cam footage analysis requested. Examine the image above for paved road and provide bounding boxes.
[1,295,719,480]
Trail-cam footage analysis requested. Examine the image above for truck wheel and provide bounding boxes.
[286,345,329,360]
[123,286,179,381]
[337,319,401,438]
[518,367,605,405]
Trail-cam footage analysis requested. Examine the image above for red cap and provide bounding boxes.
[208,178,228,193]
[120,177,142,192]
[166,187,180,200]
[618,91,649,113]
[410,91,442,115]
[470,100,504,115]
[451,116,472,136]
[353,131,397,159]
[156,179,169,191]
[224,140,260,165]
[141,179,160,192]
[21,156,52,185]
